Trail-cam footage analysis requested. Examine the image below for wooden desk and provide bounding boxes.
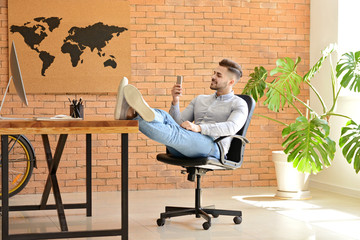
[0,119,138,240]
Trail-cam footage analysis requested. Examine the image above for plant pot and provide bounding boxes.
[272,151,311,200]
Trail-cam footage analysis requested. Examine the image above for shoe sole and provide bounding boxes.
[124,85,155,122]
[114,77,128,120]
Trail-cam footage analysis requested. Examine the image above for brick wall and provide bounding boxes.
[0,0,310,194]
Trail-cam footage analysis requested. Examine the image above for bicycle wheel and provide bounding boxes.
[0,135,35,198]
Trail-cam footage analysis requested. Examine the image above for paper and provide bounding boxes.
[33,115,82,121]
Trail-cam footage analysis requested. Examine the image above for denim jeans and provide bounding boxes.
[134,109,220,158]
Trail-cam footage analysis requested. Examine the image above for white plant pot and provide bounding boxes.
[272,151,311,199]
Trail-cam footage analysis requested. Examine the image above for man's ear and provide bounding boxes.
[226,71,236,86]
[228,78,235,86]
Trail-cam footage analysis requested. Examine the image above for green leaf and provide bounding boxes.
[281,116,336,174]
[339,120,360,173]
[264,57,303,112]
[336,51,360,92]
[242,66,267,102]
[304,44,336,82]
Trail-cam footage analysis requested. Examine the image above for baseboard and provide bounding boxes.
[310,180,360,198]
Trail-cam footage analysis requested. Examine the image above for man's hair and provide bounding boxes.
[219,59,242,83]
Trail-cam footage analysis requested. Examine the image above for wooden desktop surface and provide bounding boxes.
[0,118,138,134]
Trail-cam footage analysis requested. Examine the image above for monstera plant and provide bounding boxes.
[243,44,360,174]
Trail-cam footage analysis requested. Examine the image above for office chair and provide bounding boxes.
[156,95,255,230]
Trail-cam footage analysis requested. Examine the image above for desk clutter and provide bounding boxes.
[3,98,86,121]
[34,98,85,120]
[69,97,84,119]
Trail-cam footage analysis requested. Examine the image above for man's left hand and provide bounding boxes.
[181,121,201,133]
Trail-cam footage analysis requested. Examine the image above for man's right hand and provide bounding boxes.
[171,84,182,105]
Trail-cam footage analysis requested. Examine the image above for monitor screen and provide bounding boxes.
[10,41,28,106]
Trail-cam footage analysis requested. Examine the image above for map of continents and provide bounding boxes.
[10,17,128,76]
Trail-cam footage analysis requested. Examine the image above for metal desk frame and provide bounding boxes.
[0,119,137,240]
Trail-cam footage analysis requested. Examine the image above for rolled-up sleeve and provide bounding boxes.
[199,100,248,138]
[169,98,196,125]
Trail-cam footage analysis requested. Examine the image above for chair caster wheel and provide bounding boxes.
[212,213,219,218]
[233,216,242,224]
[157,218,165,226]
[202,221,211,230]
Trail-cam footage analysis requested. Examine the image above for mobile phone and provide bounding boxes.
[176,76,183,85]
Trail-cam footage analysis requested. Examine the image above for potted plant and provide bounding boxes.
[242,44,360,199]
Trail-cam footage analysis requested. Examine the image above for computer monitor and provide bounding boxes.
[0,41,28,114]
[10,41,28,106]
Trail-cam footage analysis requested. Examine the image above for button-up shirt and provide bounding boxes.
[169,91,248,155]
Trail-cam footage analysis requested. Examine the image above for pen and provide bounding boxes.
[75,107,81,118]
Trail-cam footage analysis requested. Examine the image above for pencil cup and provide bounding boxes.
[70,104,84,119]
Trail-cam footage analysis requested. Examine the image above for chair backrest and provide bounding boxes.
[225,95,255,164]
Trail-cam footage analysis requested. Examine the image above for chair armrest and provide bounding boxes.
[214,135,250,165]
[214,135,249,144]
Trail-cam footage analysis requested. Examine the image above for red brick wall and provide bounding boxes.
[0,0,310,193]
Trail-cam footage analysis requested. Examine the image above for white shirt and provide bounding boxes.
[169,91,248,155]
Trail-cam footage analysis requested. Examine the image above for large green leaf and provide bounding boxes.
[265,57,303,112]
[282,116,336,174]
[339,120,360,173]
[304,44,336,82]
[336,51,360,92]
[242,66,267,102]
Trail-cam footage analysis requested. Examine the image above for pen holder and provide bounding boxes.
[70,104,84,119]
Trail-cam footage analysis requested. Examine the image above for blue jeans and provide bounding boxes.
[134,109,220,158]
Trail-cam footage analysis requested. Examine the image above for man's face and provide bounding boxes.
[210,66,232,91]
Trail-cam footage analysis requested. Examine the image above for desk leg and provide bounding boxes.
[1,135,9,240]
[86,134,92,217]
[41,134,69,232]
[40,134,66,208]
[121,133,129,240]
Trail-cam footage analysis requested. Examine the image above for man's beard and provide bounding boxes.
[210,80,224,90]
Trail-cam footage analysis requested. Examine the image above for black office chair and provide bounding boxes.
[156,95,255,230]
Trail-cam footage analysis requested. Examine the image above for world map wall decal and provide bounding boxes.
[11,19,128,76]
[8,0,130,93]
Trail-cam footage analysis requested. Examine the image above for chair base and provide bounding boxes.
[156,170,242,230]
[157,206,242,230]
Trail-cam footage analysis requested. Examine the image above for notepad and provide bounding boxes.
[32,115,83,121]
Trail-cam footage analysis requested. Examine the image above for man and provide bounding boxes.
[115,59,248,159]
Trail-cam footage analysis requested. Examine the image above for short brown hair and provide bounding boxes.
[219,59,242,83]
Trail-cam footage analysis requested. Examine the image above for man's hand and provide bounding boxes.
[181,121,201,133]
[171,84,182,105]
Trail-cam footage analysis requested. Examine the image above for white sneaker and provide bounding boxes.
[114,77,129,120]
[123,84,155,122]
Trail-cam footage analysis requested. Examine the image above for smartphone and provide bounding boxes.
[176,76,183,85]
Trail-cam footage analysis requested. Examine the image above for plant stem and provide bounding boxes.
[292,95,316,115]
[325,112,352,120]
[329,85,343,113]
[255,113,289,126]
[305,80,327,114]
[329,54,337,112]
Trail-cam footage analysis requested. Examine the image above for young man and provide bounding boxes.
[115,59,248,159]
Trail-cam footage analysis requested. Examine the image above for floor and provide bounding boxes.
[2,187,360,240]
